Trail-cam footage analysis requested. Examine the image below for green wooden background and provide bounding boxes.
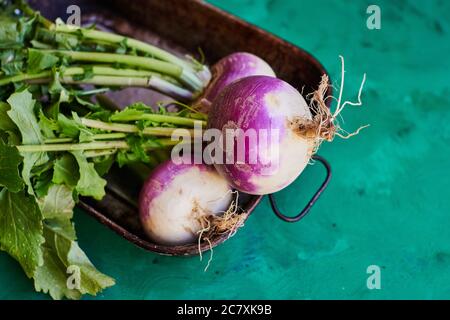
[1,0,450,299]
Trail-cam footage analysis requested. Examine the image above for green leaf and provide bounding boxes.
[6,89,44,144]
[47,69,70,119]
[49,68,68,97]
[22,151,49,195]
[35,27,79,50]
[127,135,151,163]
[0,16,24,49]
[0,142,23,192]
[110,108,145,122]
[38,184,75,220]
[38,109,58,138]
[0,7,36,47]
[126,102,151,111]
[65,243,115,297]
[85,110,112,122]
[71,151,106,200]
[74,95,102,112]
[0,102,17,132]
[34,220,115,300]
[93,155,115,176]
[0,131,8,144]
[115,38,128,54]
[0,49,26,76]
[71,65,94,81]
[53,154,79,187]
[58,112,94,140]
[44,218,77,241]
[0,189,44,278]
[34,169,54,198]
[27,49,59,73]
[116,151,140,167]
[34,218,80,300]
[34,242,81,300]
[56,33,80,50]
[57,113,80,138]
[30,39,53,49]
[0,129,21,146]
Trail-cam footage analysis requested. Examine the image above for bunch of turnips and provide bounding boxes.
[0,0,366,299]
[139,54,366,247]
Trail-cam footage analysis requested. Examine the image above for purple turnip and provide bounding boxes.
[207,75,314,195]
[139,160,234,245]
[207,57,367,195]
[194,52,275,112]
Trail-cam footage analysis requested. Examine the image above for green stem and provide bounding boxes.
[0,64,180,87]
[0,66,162,85]
[66,66,168,79]
[187,112,208,121]
[80,118,197,136]
[1,63,193,100]
[76,88,111,96]
[21,4,53,29]
[8,69,193,100]
[52,24,196,72]
[110,113,206,127]
[41,50,182,77]
[45,133,127,144]
[44,138,74,144]
[41,49,203,91]
[61,75,149,87]
[84,149,118,158]
[17,141,129,152]
[91,133,127,140]
[142,139,182,149]
[36,28,120,49]
[17,139,180,153]
[30,39,53,49]
[0,71,51,86]
[61,75,194,101]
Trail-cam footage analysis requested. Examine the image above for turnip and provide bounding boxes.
[194,52,275,112]
[139,159,236,245]
[208,56,367,195]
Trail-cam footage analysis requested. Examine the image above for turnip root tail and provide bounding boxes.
[294,55,369,152]
[197,191,247,271]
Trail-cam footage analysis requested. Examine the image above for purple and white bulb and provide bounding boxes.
[194,52,276,112]
[139,160,233,245]
[208,75,315,195]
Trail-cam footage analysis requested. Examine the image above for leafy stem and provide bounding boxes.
[16,138,180,153]
[0,65,194,100]
[80,118,198,136]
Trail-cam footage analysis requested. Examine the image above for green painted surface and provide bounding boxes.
[1,0,450,299]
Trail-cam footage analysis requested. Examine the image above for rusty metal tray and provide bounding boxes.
[30,0,331,256]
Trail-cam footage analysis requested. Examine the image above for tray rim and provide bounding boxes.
[79,194,262,256]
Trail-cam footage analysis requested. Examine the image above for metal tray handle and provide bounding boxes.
[269,155,332,223]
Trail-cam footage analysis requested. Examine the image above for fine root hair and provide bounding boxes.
[196,191,247,272]
[293,55,369,152]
